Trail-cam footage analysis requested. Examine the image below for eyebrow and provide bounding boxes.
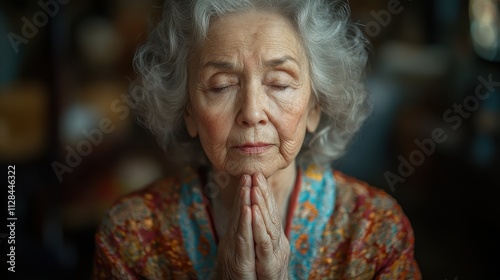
[202,61,235,70]
[202,55,299,70]
[264,55,299,68]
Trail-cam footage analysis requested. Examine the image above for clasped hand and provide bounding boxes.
[216,173,290,280]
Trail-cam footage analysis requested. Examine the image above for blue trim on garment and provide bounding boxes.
[288,165,337,280]
[178,174,218,278]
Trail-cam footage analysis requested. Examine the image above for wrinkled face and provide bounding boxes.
[185,10,321,177]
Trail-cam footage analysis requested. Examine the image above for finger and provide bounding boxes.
[242,174,251,207]
[231,175,253,255]
[255,173,281,227]
[251,186,281,244]
[252,173,282,241]
[252,205,274,262]
[235,194,255,259]
[227,175,250,237]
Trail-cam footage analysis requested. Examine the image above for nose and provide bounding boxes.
[236,83,268,127]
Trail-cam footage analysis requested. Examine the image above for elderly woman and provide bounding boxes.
[93,0,421,279]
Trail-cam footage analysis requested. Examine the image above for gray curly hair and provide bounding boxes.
[132,0,371,168]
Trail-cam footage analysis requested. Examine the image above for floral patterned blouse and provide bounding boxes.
[93,164,421,279]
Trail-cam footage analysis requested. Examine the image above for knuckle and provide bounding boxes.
[272,217,281,228]
[260,238,273,251]
[263,189,272,201]
[269,227,280,240]
[270,209,281,225]
[257,216,266,229]
[235,232,248,248]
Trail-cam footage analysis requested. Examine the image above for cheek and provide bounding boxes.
[271,98,310,156]
[199,111,221,131]
[272,95,310,137]
[193,94,236,139]
[197,111,230,144]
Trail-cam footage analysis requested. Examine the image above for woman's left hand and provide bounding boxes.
[250,173,290,280]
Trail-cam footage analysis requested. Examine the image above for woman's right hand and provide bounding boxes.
[216,175,257,280]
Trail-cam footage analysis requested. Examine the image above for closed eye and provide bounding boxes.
[210,85,233,93]
[271,85,289,91]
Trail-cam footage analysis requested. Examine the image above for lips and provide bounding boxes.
[235,142,273,154]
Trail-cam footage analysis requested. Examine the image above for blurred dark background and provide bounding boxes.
[0,0,498,279]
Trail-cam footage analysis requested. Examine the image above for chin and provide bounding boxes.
[222,157,284,178]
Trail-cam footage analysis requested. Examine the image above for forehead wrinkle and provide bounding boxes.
[197,11,309,80]
[199,41,249,71]
[252,30,307,70]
